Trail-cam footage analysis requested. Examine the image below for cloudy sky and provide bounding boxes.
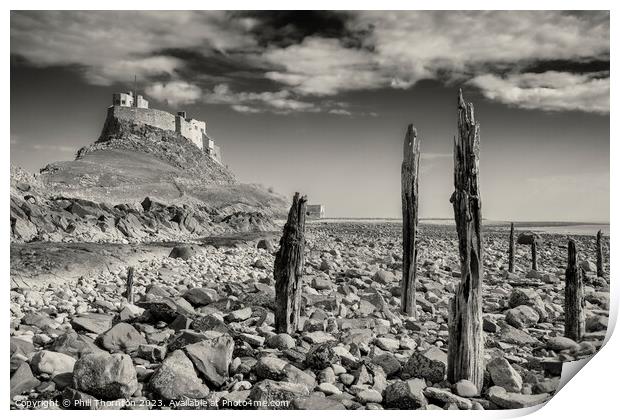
[10,11,609,221]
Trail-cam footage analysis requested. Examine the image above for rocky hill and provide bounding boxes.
[10,111,287,243]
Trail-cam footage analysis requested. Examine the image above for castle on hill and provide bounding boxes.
[110,91,222,164]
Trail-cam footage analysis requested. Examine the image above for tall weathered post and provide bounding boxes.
[596,230,604,277]
[401,124,421,317]
[274,193,307,334]
[508,222,515,273]
[448,89,484,391]
[125,266,135,304]
[531,241,538,271]
[565,239,585,341]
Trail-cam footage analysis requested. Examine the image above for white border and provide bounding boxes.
[2,1,616,419]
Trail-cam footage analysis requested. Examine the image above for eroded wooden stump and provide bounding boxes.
[125,266,135,304]
[274,192,307,334]
[447,89,484,392]
[596,230,605,277]
[401,124,421,317]
[508,222,515,273]
[565,239,585,341]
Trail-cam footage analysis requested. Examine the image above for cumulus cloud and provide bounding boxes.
[204,83,320,114]
[145,80,202,106]
[231,105,261,114]
[257,11,609,110]
[328,109,353,116]
[469,71,609,113]
[350,11,609,81]
[10,11,609,113]
[10,11,257,85]
[263,37,387,96]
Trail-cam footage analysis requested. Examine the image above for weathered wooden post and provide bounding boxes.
[508,222,515,273]
[401,124,421,317]
[274,192,307,334]
[596,230,604,277]
[531,241,538,271]
[565,239,585,341]
[448,89,484,391]
[125,266,135,304]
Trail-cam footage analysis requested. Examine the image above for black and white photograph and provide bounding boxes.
[8,6,612,412]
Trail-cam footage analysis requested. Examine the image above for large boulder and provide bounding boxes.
[305,342,340,370]
[149,350,209,400]
[403,346,447,383]
[185,334,234,388]
[488,386,549,409]
[517,232,543,246]
[505,305,540,329]
[30,350,76,377]
[498,321,541,346]
[372,269,396,285]
[384,378,428,409]
[423,387,473,410]
[508,289,547,321]
[486,357,522,392]
[139,296,195,322]
[266,333,296,350]
[73,353,138,400]
[372,353,402,377]
[98,323,147,353]
[71,313,114,334]
[256,239,275,252]
[51,332,103,358]
[183,287,219,306]
[255,357,315,390]
[168,245,197,261]
[11,362,41,398]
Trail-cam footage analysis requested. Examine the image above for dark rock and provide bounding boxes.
[266,333,296,350]
[183,287,219,306]
[384,378,428,409]
[168,245,197,260]
[257,239,275,252]
[98,322,147,353]
[372,353,402,377]
[517,232,543,245]
[305,342,340,370]
[404,346,447,383]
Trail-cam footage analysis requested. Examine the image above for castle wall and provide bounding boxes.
[175,116,204,149]
[109,105,222,158]
[111,106,176,132]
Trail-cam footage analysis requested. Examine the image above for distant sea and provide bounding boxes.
[316,218,609,237]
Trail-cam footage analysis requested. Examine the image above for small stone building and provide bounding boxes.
[306,204,325,219]
[112,91,149,109]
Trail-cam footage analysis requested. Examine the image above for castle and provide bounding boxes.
[109,91,222,164]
